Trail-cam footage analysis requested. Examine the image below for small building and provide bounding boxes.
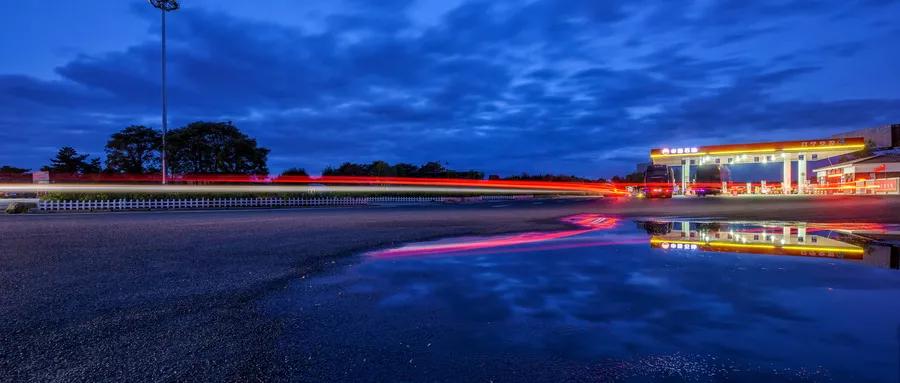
[813,153,900,195]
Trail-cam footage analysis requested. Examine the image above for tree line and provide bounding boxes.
[1,121,486,181]
[1,121,624,183]
[320,161,483,179]
[500,173,595,182]
[1,122,269,178]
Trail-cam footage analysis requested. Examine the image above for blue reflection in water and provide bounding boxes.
[264,219,900,382]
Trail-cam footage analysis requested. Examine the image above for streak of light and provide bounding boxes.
[390,237,649,258]
[654,238,777,250]
[650,143,865,158]
[649,238,864,255]
[368,215,619,259]
[780,245,865,254]
[1,173,630,196]
[803,222,889,232]
[0,183,596,195]
[782,144,865,152]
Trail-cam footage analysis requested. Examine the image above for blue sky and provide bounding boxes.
[2,0,899,177]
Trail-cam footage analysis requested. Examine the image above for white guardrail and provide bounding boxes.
[37,195,535,212]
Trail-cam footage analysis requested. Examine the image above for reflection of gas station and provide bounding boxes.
[650,137,866,195]
[646,220,899,269]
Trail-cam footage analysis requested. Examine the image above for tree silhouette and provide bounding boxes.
[416,162,447,178]
[0,165,31,183]
[324,162,368,176]
[367,161,396,177]
[0,165,30,174]
[320,160,484,179]
[280,167,309,176]
[166,121,269,174]
[394,163,419,177]
[41,147,102,174]
[105,125,161,174]
[503,173,591,182]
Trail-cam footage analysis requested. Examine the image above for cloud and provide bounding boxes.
[1,0,898,176]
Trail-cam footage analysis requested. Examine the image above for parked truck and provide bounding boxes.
[643,164,673,198]
[691,165,723,197]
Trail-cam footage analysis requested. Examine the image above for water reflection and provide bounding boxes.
[267,216,900,382]
[370,216,900,270]
[369,214,621,259]
[641,220,899,269]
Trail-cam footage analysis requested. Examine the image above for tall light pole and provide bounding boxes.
[148,0,179,184]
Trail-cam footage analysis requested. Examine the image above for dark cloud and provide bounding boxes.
[1,0,898,176]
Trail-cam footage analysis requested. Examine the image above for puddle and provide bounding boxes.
[264,215,900,382]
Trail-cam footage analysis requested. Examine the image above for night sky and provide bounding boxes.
[2,0,899,177]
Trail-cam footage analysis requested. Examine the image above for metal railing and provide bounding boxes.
[37,195,534,212]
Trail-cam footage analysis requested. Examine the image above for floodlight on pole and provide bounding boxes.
[148,0,179,184]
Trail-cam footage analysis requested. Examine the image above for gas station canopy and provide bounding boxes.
[650,137,865,166]
[649,137,866,195]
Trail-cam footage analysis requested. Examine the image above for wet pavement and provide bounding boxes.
[267,215,900,382]
[7,200,900,381]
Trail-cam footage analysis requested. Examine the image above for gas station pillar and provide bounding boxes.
[682,161,690,195]
[783,156,792,195]
[797,154,808,195]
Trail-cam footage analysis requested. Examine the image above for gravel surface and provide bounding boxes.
[1,196,898,381]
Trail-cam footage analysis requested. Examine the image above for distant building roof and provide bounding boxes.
[832,124,899,149]
[813,152,900,172]
[855,153,900,164]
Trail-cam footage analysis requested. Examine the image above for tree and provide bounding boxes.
[416,161,447,178]
[367,161,396,177]
[86,158,102,174]
[280,167,309,177]
[320,160,484,179]
[166,121,270,174]
[41,147,102,174]
[0,165,30,174]
[105,125,161,174]
[447,170,484,179]
[324,162,368,176]
[393,163,419,177]
[503,173,591,182]
[0,165,31,183]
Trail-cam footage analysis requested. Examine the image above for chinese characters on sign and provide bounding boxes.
[801,138,845,147]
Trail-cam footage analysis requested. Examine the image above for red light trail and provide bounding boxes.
[0,173,631,196]
[367,214,621,259]
[5,172,885,196]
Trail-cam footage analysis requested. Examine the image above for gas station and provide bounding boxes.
[650,137,866,195]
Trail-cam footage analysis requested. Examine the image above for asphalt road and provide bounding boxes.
[2,196,899,381]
